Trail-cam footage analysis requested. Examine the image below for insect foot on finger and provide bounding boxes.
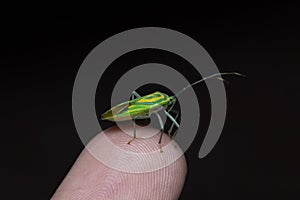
[159,144,163,153]
[127,138,135,145]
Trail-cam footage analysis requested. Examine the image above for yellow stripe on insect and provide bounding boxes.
[137,92,165,103]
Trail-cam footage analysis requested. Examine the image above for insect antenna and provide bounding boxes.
[173,72,245,98]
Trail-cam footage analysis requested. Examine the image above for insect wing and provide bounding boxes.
[101,101,132,121]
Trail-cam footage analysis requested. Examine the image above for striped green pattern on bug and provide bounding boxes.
[101,91,176,121]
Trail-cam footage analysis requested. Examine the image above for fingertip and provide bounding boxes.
[52,126,187,200]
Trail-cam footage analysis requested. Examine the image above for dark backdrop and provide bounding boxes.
[1,4,300,199]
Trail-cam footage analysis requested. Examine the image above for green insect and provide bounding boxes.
[101,72,244,150]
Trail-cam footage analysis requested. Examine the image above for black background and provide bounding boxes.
[1,4,300,199]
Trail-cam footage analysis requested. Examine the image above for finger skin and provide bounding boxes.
[51,126,187,200]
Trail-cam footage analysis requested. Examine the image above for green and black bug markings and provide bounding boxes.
[101,72,244,152]
[101,92,174,121]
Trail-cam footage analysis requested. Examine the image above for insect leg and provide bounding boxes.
[155,113,164,153]
[164,110,180,128]
[131,91,141,100]
[167,101,176,112]
[167,112,179,137]
[127,116,138,145]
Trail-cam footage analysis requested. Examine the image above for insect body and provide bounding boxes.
[101,72,244,151]
[101,92,175,121]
